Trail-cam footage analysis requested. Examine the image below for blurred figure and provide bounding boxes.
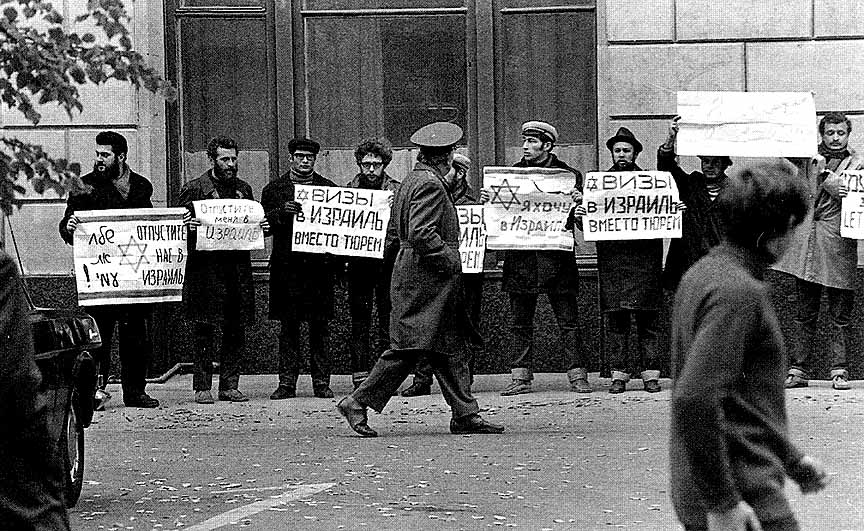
[670,159,827,531]
[0,251,71,530]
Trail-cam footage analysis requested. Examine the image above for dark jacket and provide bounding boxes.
[657,146,726,291]
[595,164,663,311]
[262,171,338,321]
[345,171,401,292]
[502,154,582,295]
[670,243,803,527]
[0,252,71,530]
[59,168,153,245]
[178,170,255,324]
[388,162,473,351]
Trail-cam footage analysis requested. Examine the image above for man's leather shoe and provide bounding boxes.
[124,393,159,408]
[401,382,431,397]
[336,397,377,437]
[270,386,296,400]
[195,390,214,404]
[218,389,249,402]
[314,386,335,399]
[500,380,532,396]
[643,380,661,393]
[450,414,504,434]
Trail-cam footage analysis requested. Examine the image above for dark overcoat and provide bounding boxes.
[261,171,338,321]
[657,147,726,291]
[387,162,472,351]
[59,168,153,244]
[178,170,255,324]
[501,154,582,295]
[595,164,663,311]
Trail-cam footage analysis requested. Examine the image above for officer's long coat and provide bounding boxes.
[386,162,475,351]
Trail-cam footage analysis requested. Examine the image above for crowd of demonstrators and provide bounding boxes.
[263,138,339,401]
[59,131,159,409]
[775,113,864,391]
[670,159,827,531]
[53,110,864,413]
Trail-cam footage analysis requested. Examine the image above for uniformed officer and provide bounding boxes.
[336,122,504,437]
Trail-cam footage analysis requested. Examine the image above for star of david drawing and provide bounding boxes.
[296,188,310,202]
[489,179,521,210]
[118,236,150,273]
[585,174,599,192]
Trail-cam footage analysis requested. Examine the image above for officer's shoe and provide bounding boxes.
[194,390,214,404]
[94,388,111,411]
[336,396,377,438]
[401,382,432,397]
[450,414,505,434]
[124,393,159,408]
[270,385,296,400]
[831,369,851,391]
[500,380,532,396]
[218,389,249,402]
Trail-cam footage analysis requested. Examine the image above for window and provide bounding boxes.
[305,15,467,148]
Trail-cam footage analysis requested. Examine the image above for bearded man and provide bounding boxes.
[59,131,159,409]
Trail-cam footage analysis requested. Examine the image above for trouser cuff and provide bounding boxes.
[611,370,631,382]
[787,367,808,379]
[511,367,532,381]
[830,368,849,379]
[640,370,660,382]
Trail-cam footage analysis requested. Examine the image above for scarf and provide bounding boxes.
[818,143,850,171]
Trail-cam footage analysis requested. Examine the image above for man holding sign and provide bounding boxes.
[59,131,159,409]
[775,113,863,391]
[180,136,265,404]
[263,137,340,400]
[591,127,663,394]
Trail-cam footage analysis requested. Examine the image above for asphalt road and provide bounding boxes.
[69,374,864,530]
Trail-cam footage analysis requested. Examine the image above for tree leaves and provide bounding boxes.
[0,0,176,214]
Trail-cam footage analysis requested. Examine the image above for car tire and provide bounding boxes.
[62,389,85,507]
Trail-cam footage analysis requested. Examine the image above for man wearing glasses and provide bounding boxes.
[263,137,339,399]
[344,138,401,389]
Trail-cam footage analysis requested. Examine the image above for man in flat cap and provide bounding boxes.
[483,120,589,395]
[179,135,265,404]
[263,137,339,400]
[658,116,732,291]
[337,122,504,437]
[589,127,663,393]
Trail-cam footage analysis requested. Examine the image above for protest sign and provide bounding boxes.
[483,167,576,251]
[292,185,393,258]
[457,205,486,273]
[841,170,864,238]
[582,171,682,241]
[193,198,265,251]
[676,91,818,158]
[73,208,187,306]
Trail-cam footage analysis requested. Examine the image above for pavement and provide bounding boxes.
[70,373,864,531]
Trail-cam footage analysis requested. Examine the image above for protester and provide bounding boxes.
[658,116,732,291]
[775,112,863,390]
[336,122,504,437]
[263,137,339,399]
[59,131,159,409]
[402,152,482,397]
[0,251,71,530]
[479,121,589,395]
[345,138,400,391]
[670,159,827,531]
[592,127,663,393]
[180,136,266,404]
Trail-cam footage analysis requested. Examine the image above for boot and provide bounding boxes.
[641,370,661,393]
[501,368,532,396]
[567,368,592,393]
[831,368,851,391]
[785,367,809,389]
[609,370,630,394]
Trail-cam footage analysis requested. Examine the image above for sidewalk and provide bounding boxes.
[74,373,864,530]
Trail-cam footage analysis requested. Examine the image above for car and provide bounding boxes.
[29,303,101,507]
